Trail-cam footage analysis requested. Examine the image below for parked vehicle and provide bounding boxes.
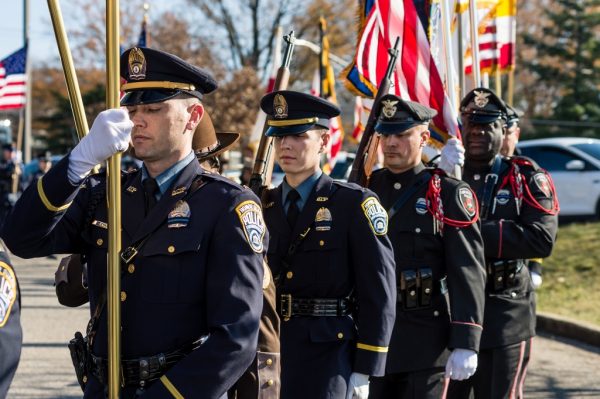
[517,137,600,218]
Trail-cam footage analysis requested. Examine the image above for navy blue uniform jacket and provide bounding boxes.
[263,173,396,399]
[1,156,266,398]
[0,250,22,398]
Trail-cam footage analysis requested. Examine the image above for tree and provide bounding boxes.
[520,0,600,136]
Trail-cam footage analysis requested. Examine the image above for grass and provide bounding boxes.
[536,220,600,326]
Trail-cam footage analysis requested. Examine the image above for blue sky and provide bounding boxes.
[0,1,185,65]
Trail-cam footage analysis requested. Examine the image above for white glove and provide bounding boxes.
[438,138,465,176]
[531,271,543,289]
[346,372,369,399]
[445,349,478,381]
[68,109,133,184]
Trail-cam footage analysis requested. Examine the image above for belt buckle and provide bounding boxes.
[120,247,138,264]
[281,294,292,320]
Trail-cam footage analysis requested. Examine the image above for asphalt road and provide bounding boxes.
[6,255,600,398]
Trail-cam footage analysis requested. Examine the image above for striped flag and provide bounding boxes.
[464,0,517,74]
[0,46,27,111]
[351,96,373,143]
[343,0,459,148]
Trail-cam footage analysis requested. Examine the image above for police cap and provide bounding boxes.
[374,94,437,135]
[2,144,14,152]
[506,104,520,128]
[260,90,341,137]
[120,47,217,106]
[460,87,508,124]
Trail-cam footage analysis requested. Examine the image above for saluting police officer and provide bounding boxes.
[2,47,267,399]
[447,88,559,399]
[366,95,486,398]
[0,241,22,398]
[260,90,396,399]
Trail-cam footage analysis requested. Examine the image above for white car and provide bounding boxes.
[517,137,600,218]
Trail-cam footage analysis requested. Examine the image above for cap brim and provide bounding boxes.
[462,112,504,125]
[121,89,203,106]
[375,121,425,136]
[196,132,240,161]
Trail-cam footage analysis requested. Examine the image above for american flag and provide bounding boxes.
[0,46,27,111]
[343,0,459,148]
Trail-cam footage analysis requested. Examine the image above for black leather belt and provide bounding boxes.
[279,294,353,318]
[89,338,205,387]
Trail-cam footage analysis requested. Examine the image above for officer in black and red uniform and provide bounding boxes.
[0,242,22,398]
[447,88,559,399]
[1,47,266,399]
[260,90,396,399]
[367,95,486,398]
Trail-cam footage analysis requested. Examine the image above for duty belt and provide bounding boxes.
[397,268,447,310]
[89,338,205,387]
[487,259,525,292]
[279,294,353,318]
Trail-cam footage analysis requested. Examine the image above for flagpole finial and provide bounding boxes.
[143,3,150,11]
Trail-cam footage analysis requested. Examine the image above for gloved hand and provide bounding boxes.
[531,271,543,289]
[445,348,477,381]
[438,138,465,176]
[346,372,369,399]
[68,109,133,184]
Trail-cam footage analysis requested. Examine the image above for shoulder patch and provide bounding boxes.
[235,200,266,253]
[361,196,388,235]
[533,173,552,197]
[458,187,476,217]
[0,261,17,328]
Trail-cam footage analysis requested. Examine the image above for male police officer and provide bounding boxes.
[260,90,396,399]
[367,95,486,398]
[447,88,558,399]
[2,47,266,399]
[0,241,22,397]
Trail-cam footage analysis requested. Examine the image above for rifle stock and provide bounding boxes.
[348,37,400,187]
[249,31,296,196]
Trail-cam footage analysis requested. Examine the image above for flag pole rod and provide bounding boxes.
[23,0,31,163]
[468,0,482,87]
[47,0,89,141]
[106,0,122,397]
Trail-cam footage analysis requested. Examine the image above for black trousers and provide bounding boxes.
[447,340,530,399]
[369,367,446,399]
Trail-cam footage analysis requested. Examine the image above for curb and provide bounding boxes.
[537,311,600,348]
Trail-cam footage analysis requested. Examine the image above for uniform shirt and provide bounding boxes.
[0,250,21,398]
[141,151,196,200]
[1,155,267,399]
[369,164,486,373]
[463,155,558,348]
[281,170,322,213]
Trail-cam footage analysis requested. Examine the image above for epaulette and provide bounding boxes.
[332,179,368,193]
[508,155,541,172]
[199,170,245,191]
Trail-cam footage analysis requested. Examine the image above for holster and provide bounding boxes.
[398,268,443,310]
[68,331,90,391]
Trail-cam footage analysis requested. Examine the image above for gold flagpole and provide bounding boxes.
[47,0,89,141]
[106,0,122,397]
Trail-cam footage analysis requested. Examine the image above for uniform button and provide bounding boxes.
[510,292,517,298]
[410,290,416,297]
[337,332,344,339]
[128,264,135,274]
[394,182,402,190]
[266,358,273,366]
[267,379,274,386]
[96,238,103,246]
[167,245,175,253]
[120,291,127,302]
[283,317,290,322]
[61,265,65,271]
[286,271,293,279]
[433,311,440,317]
[425,288,431,294]
[497,276,503,282]
[415,228,421,233]
[319,240,325,246]
[82,375,88,383]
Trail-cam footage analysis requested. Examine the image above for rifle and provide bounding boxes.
[348,37,400,187]
[249,31,296,196]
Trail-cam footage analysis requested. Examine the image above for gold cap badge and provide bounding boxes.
[128,47,147,81]
[473,90,491,108]
[274,94,288,119]
[381,99,399,119]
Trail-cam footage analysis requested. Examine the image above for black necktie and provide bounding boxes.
[143,178,159,215]
[286,189,301,228]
